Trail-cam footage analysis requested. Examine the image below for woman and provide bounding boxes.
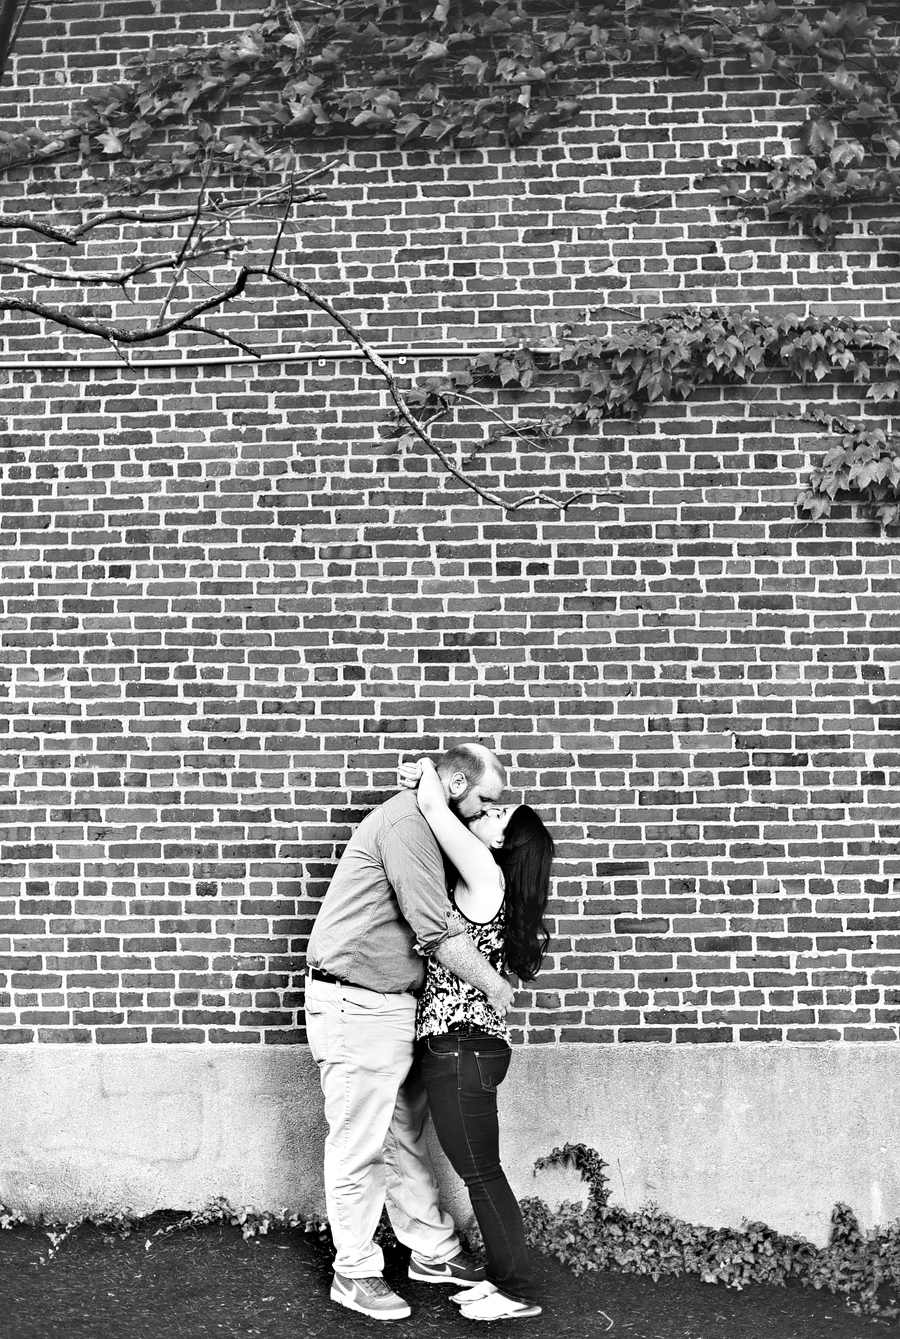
[397,757,554,1322]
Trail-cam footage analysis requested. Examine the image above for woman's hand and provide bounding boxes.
[397,759,425,790]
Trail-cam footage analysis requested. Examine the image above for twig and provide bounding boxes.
[267,177,296,275]
[451,390,543,444]
[156,162,216,323]
[630,195,669,212]
[181,320,262,358]
[175,156,216,267]
[108,338,137,371]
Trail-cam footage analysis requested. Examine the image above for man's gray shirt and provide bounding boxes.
[306,790,463,993]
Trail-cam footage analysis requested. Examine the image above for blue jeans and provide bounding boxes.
[419,1033,539,1305]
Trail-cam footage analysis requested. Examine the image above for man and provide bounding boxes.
[304,742,515,1321]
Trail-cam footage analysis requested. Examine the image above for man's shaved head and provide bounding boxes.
[436,743,506,820]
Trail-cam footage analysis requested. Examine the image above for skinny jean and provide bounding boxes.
[419,1032,539,1305]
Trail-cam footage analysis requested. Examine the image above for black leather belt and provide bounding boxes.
[306,965,418,996]
[307,966,354,988]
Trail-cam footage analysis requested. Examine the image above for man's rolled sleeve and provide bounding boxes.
[381,817,460,957]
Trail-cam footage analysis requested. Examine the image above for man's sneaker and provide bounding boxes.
[330,1272,412,1320]
[408,1249,485,1285]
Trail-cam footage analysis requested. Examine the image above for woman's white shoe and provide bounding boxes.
[451,1280,498,1305]
[460,1292,542,1320]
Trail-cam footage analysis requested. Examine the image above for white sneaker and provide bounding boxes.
[330,1272,412,1320]
[451,1280,499,1305]
[460,1291,542,1321]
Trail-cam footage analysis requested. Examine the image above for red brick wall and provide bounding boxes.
[1,1,898,1045]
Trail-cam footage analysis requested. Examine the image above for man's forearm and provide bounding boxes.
[433,933,507,999]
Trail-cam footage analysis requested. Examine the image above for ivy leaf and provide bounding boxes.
[830,140,865,168]
[747,45,777,73]
[459,55,488,82]
[394,113,424,145]
[800,118,837,156]
[866,381,900,401]
[96,130,124,154]
[423,116,455,142]
[851,461,880,488]
[233,30,265,60]
[802,495,832,520]
[823,66,860,97]
[352,107,397,130]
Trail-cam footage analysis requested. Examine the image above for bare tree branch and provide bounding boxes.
[0,171,336,245]
[261,266,621,513]
[0,0,32,86]
[0,240,245,286]
[0,172,618,513]
[0,205,227,246]
[0,266,250,344]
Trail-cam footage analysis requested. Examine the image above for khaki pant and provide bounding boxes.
[304,976,459,1278]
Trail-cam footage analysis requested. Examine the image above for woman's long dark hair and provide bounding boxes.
[494,804,554,982]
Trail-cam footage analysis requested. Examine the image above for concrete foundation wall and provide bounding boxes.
[1,1043,895,1245]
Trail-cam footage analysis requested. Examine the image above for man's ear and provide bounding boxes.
[447,771,468,797]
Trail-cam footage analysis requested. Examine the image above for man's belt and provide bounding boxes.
[306,965,419,997]
[307,965,354,988]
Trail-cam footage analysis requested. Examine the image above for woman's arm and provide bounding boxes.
[398,758,502,907]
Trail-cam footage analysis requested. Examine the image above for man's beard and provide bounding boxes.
[448,797,474,826]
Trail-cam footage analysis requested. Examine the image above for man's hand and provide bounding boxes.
[486,977,516,1016]
[434,934,515,1014]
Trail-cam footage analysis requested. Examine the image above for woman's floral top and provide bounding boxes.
[416,892,510,1044]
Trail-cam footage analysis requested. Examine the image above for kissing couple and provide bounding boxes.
[305,741,554,1322]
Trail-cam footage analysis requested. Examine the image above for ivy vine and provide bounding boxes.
[4,4,900,523]
[3,2,900,247]
[393,307,900,525]
[523,1144,900,1318]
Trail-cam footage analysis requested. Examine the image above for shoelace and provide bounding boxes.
[355,1276,395,1298]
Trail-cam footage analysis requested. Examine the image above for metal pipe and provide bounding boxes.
[0,342,514,372]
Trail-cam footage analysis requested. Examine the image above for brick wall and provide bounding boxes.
[1,1,899,1047]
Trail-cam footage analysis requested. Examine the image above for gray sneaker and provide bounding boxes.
[330,1272,412,1320]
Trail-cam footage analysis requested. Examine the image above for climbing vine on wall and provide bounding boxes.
[4,1,900,247]
[3,2,900,522]
[393,308,900,524]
